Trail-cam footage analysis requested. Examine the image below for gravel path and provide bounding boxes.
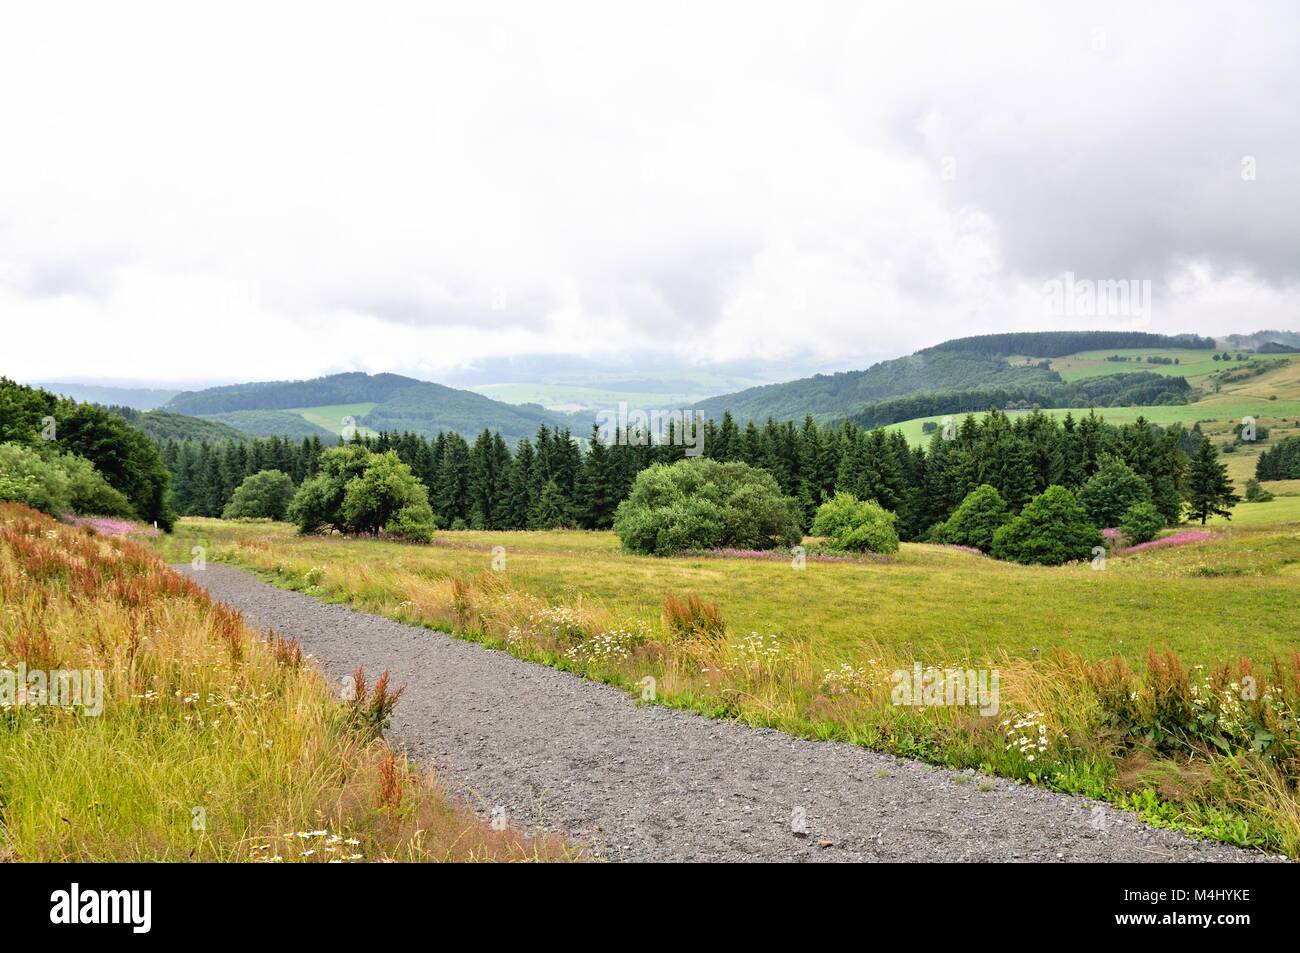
[181,563,1274,863]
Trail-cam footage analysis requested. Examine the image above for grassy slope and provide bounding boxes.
[287,402,379,437]
[198,410,340,440]
[0,504,569,862]
[1050,348,1292,383]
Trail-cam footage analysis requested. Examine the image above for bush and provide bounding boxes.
[1119,501,1164,545]
[341,452,434,537]
[287,445,375,533]
[992,485,1101,565]
[287,446,437,542]
[1078,455,1151,529]
[936,484,1009,552]
[52,451,134,517]
[613,459,802,556]
[385,502,439,543]
[1244,478,1275,503]
[810,492,899,554]
[223,469,297,521]
[0,442,71,516]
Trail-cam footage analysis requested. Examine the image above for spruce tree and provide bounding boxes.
[576,424,618,529]
[1186,439,1239,524]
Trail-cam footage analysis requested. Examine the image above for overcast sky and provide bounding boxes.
[1,0,1297,386]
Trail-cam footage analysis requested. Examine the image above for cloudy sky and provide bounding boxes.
[1,0,1297,387]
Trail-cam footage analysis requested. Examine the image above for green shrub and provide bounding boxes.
[810,492,899,554]
[1119,501,1164,545]
[1078,455,1152,528]
[287,445,375,533]
[0,442,71,516]
[992,485,1101,565]
[52,451,133,517]
[1244,478,1275,503]
[342,452,436,538]
[385,502,439,543]
[223,469,297,521]
[287,446,436,542]
[937,484,1009,552]
[613,458,802,556]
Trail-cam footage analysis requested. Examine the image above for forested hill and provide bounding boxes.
[108,407,253,442]
[358,379,568,443]
[163,372,575,445]
[926,331,1214,358]
[693,331,1213,423]
[164,372,421,414]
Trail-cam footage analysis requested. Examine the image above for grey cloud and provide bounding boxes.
[895,8,1300,287]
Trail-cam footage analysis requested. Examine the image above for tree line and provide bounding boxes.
[162,406,1232,538]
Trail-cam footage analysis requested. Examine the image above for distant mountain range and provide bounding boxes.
[1220,329,1300,352]
[35,382,182,410]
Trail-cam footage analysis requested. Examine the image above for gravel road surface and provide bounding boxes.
[180,563,1275,863]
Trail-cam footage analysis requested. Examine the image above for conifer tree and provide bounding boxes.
[1186,440,1239,524]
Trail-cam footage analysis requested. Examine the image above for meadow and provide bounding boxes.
[286,402,380,437]
[0,503,571,862]
[1048,348,1293,384]
[166,511,1300,857]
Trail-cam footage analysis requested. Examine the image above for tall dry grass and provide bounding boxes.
[0,503,572,862]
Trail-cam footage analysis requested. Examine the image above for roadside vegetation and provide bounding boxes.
[0,503,570,862]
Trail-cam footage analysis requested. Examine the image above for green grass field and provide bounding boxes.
[286,403,379,437]
[1209,493,1300,527]
[1047,348,1292,383]
[173,518,1300,672]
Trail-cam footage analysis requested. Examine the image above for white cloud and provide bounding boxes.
[1,0,1297,383]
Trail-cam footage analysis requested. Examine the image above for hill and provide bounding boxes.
[1222,329,1300,351]
[164,372,419,415]
[192,410,339,440]
[359,379,569,443]
[845,372,1193,430]
[109,407,252,442]
[694,331,1211,423]
[163,372,575,445]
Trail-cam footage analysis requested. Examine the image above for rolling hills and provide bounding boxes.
[693,331,1215,424]
[163,372,577,444]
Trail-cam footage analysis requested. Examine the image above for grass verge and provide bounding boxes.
[0,503,573,862]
